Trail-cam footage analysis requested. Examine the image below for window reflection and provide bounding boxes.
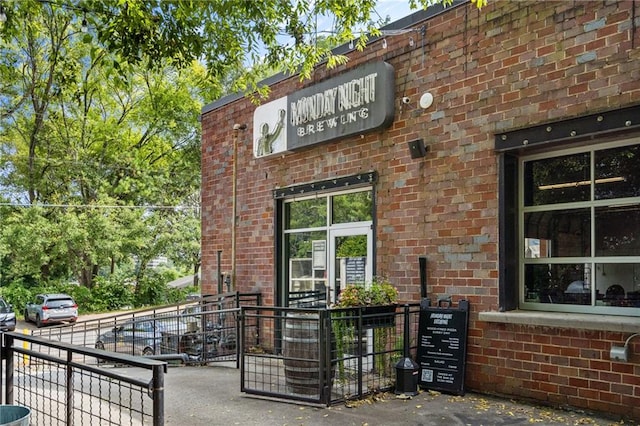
[332,192,373,224]
[524,153,590,206]
[285,231,327,307]
[524,209,590,257]
[595,145,640,200]
[520,142,640,313]
[525,263,591,305]
[285,198,326,230]
[595,205,640,256]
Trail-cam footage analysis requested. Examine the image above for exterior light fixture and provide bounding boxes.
[382,38,387,49]
[419,92,434,109]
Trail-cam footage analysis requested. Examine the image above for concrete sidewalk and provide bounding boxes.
[161,364,624,426]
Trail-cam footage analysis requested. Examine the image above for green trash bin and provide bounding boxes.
[0,405,30,426]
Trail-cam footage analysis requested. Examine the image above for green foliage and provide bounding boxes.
[63,285,94,313]
[0,1,473,100]
[336,235,367,258]
[335,277,398,307]
[166,285,197,304]
[0,281,32,313]
[134,269,178,307]
[0,2,203,289]
[91,276,136,311]
[331,310,356,382]
[0,267,195,317]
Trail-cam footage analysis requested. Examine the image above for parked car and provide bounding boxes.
[0,297,16,332]
[95,319,163,357]
[24,293,78,328]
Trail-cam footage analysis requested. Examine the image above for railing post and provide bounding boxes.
[67,350,73,425]
[235,292,241,368]
[5,333,14,405]
[320,309,331,406]
[0,332,4,405]
[152,364,165,426]
[239,307,245,386]
[357,307,363,399]
[0,333,5,405]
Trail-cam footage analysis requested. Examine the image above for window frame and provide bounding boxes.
[278,185,375,307]
[515,137,640,316]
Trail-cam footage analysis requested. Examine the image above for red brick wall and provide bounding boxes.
[201,0,640,418]
[470,323,640,417]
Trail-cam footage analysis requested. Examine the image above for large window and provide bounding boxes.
[519,140,640,315]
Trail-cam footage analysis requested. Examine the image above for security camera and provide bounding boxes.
[402,97,411,104]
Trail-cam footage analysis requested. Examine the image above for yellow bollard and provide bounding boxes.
[21,328,29,366]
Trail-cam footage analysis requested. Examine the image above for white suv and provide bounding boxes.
[25,293,78,328]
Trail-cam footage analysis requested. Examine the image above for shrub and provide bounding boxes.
[0,280,34,313]
[334,277,398,307]
[91,277,136,311]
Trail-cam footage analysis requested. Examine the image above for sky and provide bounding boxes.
[314,0,416,35]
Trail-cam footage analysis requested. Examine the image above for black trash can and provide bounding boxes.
[395,357,419,396]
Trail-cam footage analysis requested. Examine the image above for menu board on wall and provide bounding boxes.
[312,240,326,270]
[417,299,469,396]
[345,257,366,284]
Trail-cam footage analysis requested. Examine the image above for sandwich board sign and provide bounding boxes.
[417,299,469,396]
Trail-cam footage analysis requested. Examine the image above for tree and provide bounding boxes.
[0,1,203,288]
[1,0,485,100]
[0,0,488,290]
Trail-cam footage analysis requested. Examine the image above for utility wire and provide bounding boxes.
[0,202,198,210]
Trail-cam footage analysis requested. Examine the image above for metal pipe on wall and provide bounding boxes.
[217,250,222,294]
[231,124,247,292]
[231,130,237,292]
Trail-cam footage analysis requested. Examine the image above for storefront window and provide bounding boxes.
[281,187,374,308]
[520,140,640,315]
[524,152,590,206]
[285,231,327,306]
[332,192,373,224]
[285,198,326,229]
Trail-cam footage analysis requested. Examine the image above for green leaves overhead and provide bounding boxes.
[1,0,470,97]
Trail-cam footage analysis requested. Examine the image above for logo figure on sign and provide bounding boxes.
[255,109,286,157]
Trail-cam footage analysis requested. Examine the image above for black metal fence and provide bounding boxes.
[1,332,167,426]
[240,304,420,406]
[31,292,261,366]
[0,291,263,425]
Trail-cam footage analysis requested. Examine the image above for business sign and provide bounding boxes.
[417,299,470,396]
[253,61,395,158]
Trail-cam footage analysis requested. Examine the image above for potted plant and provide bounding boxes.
[333,277,398,328]
[331,277,399,384]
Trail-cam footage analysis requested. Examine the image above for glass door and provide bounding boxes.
[328,225,373,306]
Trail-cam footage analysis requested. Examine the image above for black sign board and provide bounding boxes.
[417,299,469,396]
[286,61,396,150]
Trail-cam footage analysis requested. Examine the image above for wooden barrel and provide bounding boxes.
[283,313,322,395]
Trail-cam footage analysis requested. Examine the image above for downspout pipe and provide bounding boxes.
[231,123,247,292]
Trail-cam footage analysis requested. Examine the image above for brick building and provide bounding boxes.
[200,0,640,418]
